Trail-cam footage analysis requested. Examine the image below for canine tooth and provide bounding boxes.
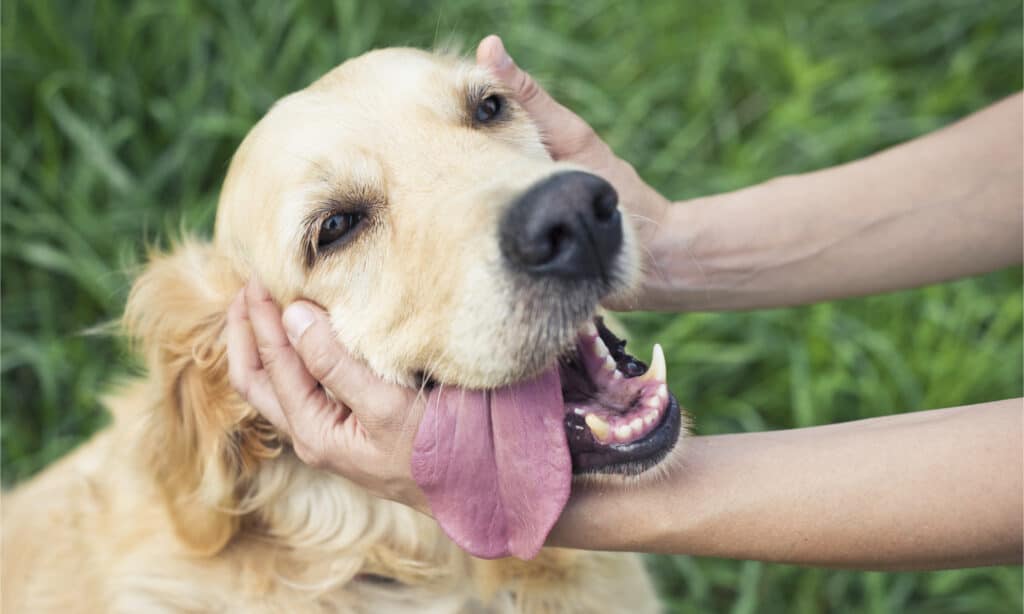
[602,355,617,372]
[612,370,624,381]
[657,384,668,400]
[585,414,611,441]
[581,321,598,337]
[614,424,633,441]
[630,418,643,432]
[639,343,666,383]
[593,336,609,359]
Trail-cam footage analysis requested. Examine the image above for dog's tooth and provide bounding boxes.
[585,414,611,442]
[614,424,633,441]
[612,370,624,381]
[573,407,586,416]
[593,336,609,359]
[645,395,661,408]
[581,321,598,337]
[629,418,643,432]
[643,411,658,426]
[657,383,668,401]
[638,343,666,383]
[602,355,617,372]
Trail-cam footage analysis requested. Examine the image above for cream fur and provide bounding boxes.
[2,49,659,613]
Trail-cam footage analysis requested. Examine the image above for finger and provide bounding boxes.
[282,301,411,426]
[227,288,262,376]
[476,34,562,122]
[476,35,595,159]
[245,280,337,434]
[225,288,288,430]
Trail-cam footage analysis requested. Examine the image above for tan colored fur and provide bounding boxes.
[2,49,658,613]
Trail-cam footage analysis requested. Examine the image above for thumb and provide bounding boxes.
[476,35,595,159]
[282,301,409,425]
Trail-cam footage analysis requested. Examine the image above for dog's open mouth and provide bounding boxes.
[560,317,682,475]
[410,315,683,561]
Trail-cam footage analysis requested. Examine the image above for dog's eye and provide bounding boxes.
[475,94,504,123]
[318,212,361,247]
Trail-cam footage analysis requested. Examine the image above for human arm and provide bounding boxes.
[550,398,1023,570]
[643,93,1024,311]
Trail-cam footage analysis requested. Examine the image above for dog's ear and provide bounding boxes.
[123,239,279,555]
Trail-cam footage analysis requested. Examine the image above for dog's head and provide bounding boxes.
[217,48,635,387]
[125,49,681,562]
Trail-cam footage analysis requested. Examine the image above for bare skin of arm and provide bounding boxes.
[226,36,1024,571]
[641,93,1023,311]
[550,399,1023,570]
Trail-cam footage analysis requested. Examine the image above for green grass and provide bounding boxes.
[3,0,1021,611]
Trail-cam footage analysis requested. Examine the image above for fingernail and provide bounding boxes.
[483,34,511,69]
[283,303,314,344]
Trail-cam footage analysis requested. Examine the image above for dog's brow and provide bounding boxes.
[297,155,386,205]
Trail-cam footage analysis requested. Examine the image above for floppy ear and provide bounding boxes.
[123,239,279,555]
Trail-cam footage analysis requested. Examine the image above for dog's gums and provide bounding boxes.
[560,317,681,475]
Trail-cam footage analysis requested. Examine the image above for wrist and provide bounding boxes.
[548,436,712,553]
[635,197,715,311]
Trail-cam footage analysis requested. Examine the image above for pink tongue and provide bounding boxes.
[411,366,571,560]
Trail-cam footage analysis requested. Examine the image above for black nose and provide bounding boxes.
[499,171,622,281]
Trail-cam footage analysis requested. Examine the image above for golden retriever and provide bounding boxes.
[2,48,683,613]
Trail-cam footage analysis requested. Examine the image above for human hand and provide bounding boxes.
[227,280,430,513]
[477,35,672,310]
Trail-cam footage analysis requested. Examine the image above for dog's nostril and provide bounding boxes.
[545,225,570,262]
[592,188,617,223]
[517,224,570,268]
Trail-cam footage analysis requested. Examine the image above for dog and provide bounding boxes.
[2,48,683,613]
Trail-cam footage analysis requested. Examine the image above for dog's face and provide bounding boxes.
[124,46,681,571]
[215,48,633,388]
[212,48,682,480]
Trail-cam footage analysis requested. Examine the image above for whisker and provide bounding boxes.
[623,210,712,309]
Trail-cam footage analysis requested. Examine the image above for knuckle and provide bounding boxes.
[228,367,249,398]
[299,335,338,383]
[516,71,544,106]
[255,337,289,367]
[320,357,354,399]
[255,344,279,370]
[573,121,599,147]
[292,441,322,468]
[296,383,328,417]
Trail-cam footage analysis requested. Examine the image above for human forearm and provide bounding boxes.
[642,93,1023,311]
[549,399,1023,570]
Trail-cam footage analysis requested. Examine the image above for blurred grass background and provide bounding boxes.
[2,0,1021,611]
